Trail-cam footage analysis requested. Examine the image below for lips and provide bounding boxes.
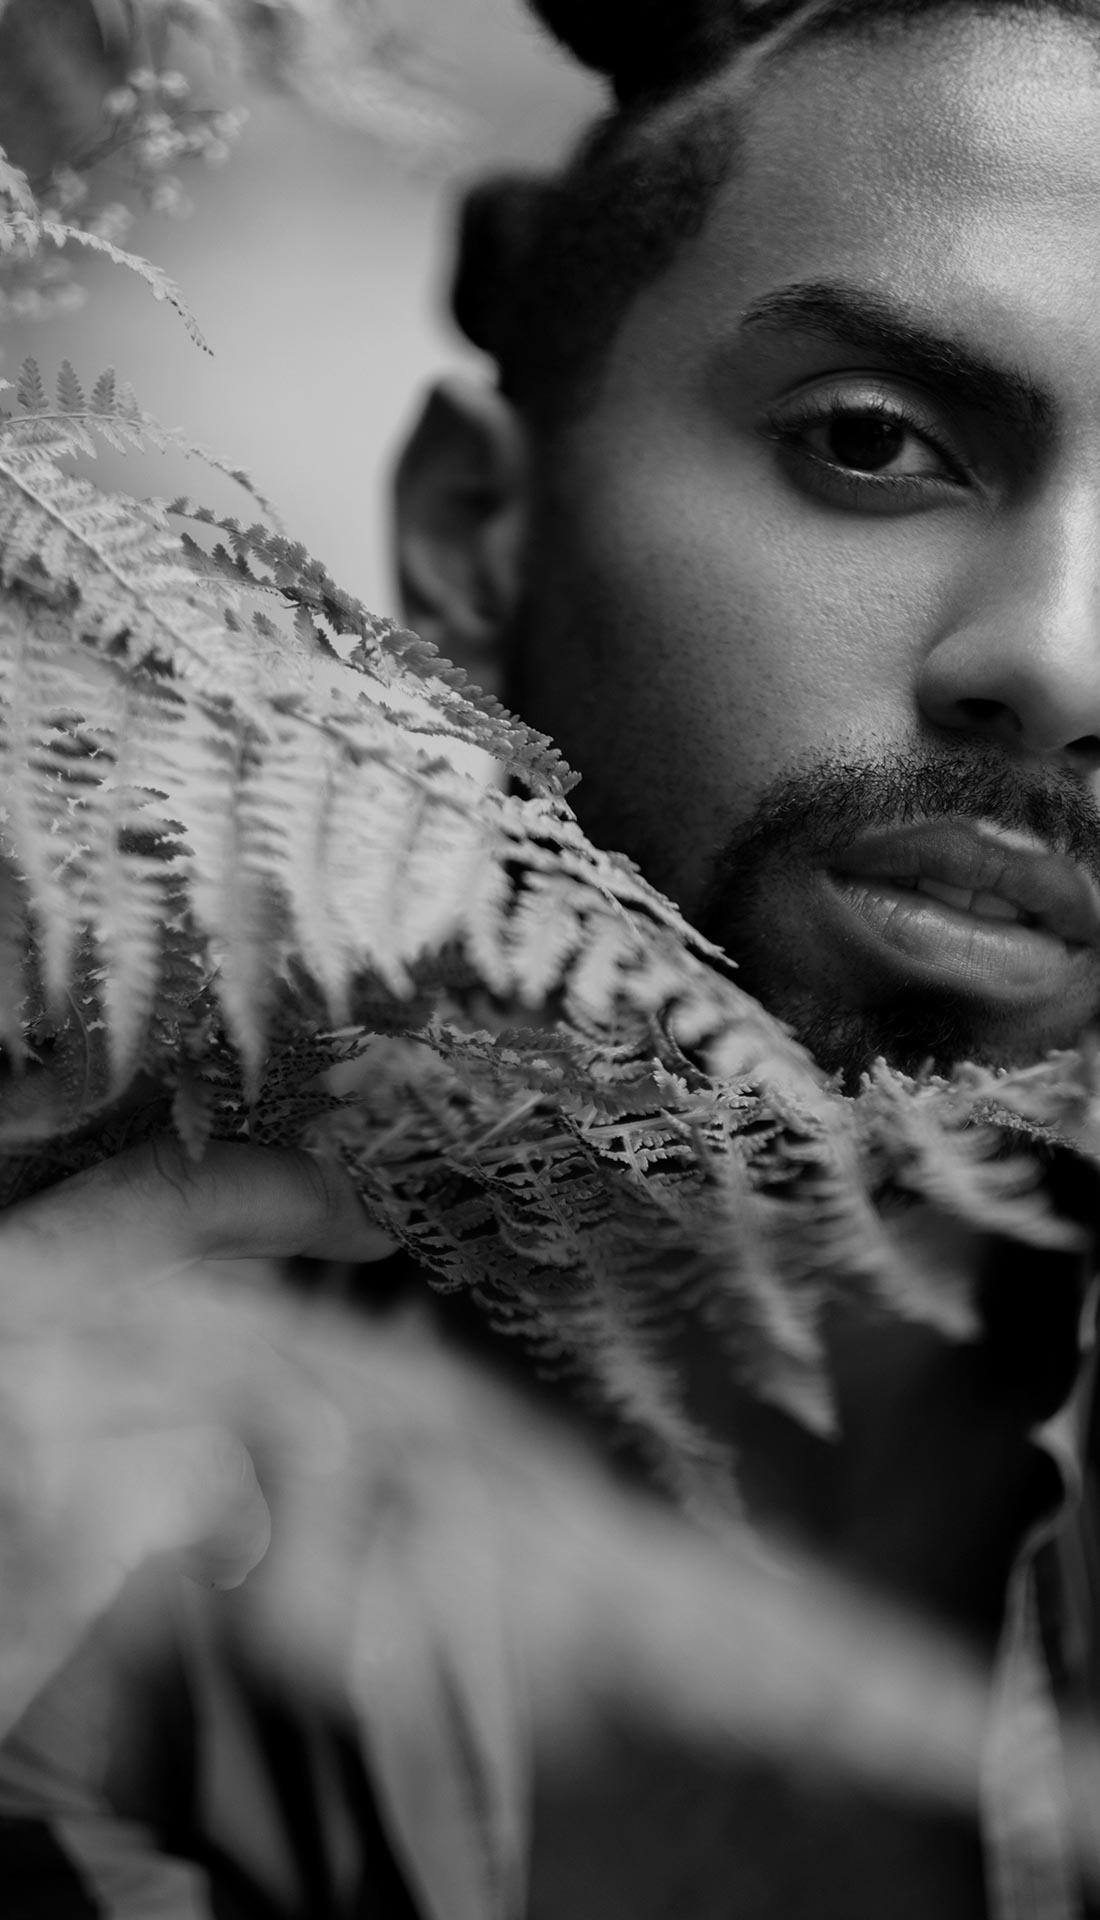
[828,819,1100,950]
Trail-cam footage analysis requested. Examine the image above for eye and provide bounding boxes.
[762,381,975,510]
[803,407,942,477]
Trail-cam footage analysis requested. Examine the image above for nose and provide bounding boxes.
[917,484,1100,766]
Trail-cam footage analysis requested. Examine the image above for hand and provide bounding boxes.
[0,1136,396,1734]
[2,1134,398,1282]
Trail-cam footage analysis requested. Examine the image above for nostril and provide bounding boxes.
[954,697,1019,731]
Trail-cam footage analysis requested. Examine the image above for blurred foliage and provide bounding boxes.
[0,0,457,329]
[0,0,458,176]
[0,0,130,184]
[0,1249,1005,1920]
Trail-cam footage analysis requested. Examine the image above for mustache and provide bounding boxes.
[695,744,1100,930]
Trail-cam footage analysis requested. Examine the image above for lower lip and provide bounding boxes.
[821,874,1094,1006]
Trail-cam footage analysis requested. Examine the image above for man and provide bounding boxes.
[3,0,1100,1913]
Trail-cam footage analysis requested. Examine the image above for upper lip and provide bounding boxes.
[829,818,1100,948]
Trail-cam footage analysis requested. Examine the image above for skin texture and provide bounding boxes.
[474,9,1100,1080]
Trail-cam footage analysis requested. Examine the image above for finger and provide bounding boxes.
[68,1423,273,1592]
[142,1139,398,1263]
[0,1421,274,1734]
[261,1147,401,1264]
[0,1138,397,1285]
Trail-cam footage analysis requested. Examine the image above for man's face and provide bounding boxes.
[510,10,1100,1082]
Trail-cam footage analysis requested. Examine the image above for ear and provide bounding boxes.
[392,375,530,693]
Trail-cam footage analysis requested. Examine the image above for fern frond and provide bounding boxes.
[0,854,30,1063]
[859,1065,1085,1251]
[0,159,207,344]
[1,362,281,523]
[0,595,101,1006]
[0,152,36,219]
[0,440,268,711]
[90,367,117,416]
[35,218,210,350]
[15,358,46,415]
[167,503,573,796]
[56,361,85,415]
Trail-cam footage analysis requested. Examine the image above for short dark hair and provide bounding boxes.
[451,0,1100,425]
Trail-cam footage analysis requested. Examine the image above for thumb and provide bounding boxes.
[86,1423,272,1590]
[1,1424,271,1738]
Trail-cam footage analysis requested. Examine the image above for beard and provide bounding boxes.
[689,741,1100,1088]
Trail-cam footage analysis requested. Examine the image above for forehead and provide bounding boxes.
[747,8,1100,240]
[595,10,1100,417]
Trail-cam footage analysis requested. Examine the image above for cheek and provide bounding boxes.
[576,454,950,818]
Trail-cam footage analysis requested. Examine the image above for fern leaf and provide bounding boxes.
[2,375,279,524]
[16,359,46,416]
[37,219,210,352]
[90,368,117,416]
[56,362,86,415]
[860,1067,1086,1252]
[0,441,264,710]
[0,157,41,262]
[0,596,100,1007]
[167,505,572,796]
[82,415,139,456]
[169,450,281,527]
[0,153,36,219]
[0,855,30,1064]
[504,874,587,1005]
[90,804,183,1084]
[132,696,277,1081]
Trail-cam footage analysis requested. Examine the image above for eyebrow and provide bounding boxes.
[739,280,1054,442]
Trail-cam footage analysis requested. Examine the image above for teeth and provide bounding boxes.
[915,877,1023,924]
[971,888,1022,923]
[916,877,977,912]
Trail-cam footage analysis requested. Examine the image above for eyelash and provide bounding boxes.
[761,384,975,509]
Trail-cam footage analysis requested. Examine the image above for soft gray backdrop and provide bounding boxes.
[5,0,599,611]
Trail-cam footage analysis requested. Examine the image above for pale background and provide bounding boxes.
[4,0,601,613]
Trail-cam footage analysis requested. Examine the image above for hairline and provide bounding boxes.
[503,0,1100,434]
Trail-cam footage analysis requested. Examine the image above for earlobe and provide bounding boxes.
[392,375,530,689]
